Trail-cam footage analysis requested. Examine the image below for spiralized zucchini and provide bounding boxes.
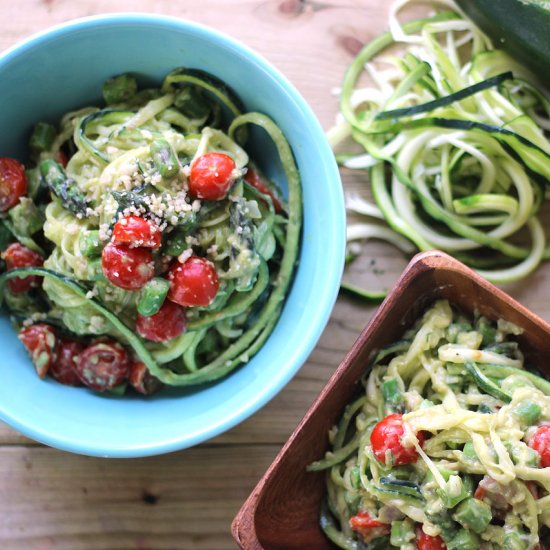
[310,300,550,550]
[0,68,301,392]
[333,0,550,291]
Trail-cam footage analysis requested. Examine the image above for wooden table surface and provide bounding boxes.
[1,1,550,549]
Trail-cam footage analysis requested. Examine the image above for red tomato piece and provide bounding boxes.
[529,425,550,468]
[3,242,44,293]
[19,324,57,378]
[417,528,447,550]
[136,300,187,342]
[475,475,514,510]
[188,152,236,200]
[129,361,163,395]
[370,413,424,465]
[74,340,130,392]
[349,511,389,543]
[167,256,219,307]
[55,150,69,168]
[244,168,283,213]
[112,216,161,249]
[474,485,486,500]
[50,339,85,386]
[101,243,155,291]
[0,157,27,212]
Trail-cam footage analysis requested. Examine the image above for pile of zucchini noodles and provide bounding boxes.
[0,68,302,387]
[331,0,550,290]
[309,300,550,549]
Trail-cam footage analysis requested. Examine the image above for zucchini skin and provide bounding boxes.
[455,0,550,87]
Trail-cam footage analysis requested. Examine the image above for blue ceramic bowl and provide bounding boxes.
[0,14,345,457]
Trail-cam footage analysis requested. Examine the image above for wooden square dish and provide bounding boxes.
[231,250,550,549]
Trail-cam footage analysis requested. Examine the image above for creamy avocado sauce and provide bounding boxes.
[310,300,550,550]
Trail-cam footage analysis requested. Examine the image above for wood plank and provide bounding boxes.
[0,445,277,549]
[0,425,34,446]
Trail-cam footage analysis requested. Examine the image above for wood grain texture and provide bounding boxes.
[1,0,550,548]
[0,445,277,550]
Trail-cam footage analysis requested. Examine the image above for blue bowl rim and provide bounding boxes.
[0,12,346,457]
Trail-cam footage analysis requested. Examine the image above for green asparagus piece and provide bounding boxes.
[39,159,88,216]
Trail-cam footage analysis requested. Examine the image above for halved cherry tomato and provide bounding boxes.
[50,339,85,386]
[112,216,161,249]
[3,243,44,293]
[529,425,550,468]
[244,168,283,213]
[101,243,155,291]
[0,157,27,212]
[129,361,163,395]
[370,413,424,465]
[74,340,130,392]
[188,152,236,200]
[136,300,187,342]
[417,528,446,550]
[19,324,57,378]
[167,256,219,307]
[349,511,389,543]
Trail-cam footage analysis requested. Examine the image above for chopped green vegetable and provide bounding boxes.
[78,230,102,257]
[26,167,44,201]
[514,400,542,425]
[453,498,492,533]
[29,122,56,154]
[102,73,138,105]
[382,377,403,411]
[165,229,187,257]
[503,531,527,550]
[390,519,415,546]
[447,529,480,550]
[150,138,179,178]
[438,476,469,509]
[137,278,170,317]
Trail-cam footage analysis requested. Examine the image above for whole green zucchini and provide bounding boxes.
[455,0,550,87]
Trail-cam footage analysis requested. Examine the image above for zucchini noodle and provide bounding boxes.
[0,68,301,393]
[309,300,550,550]
[334,0,550,294]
